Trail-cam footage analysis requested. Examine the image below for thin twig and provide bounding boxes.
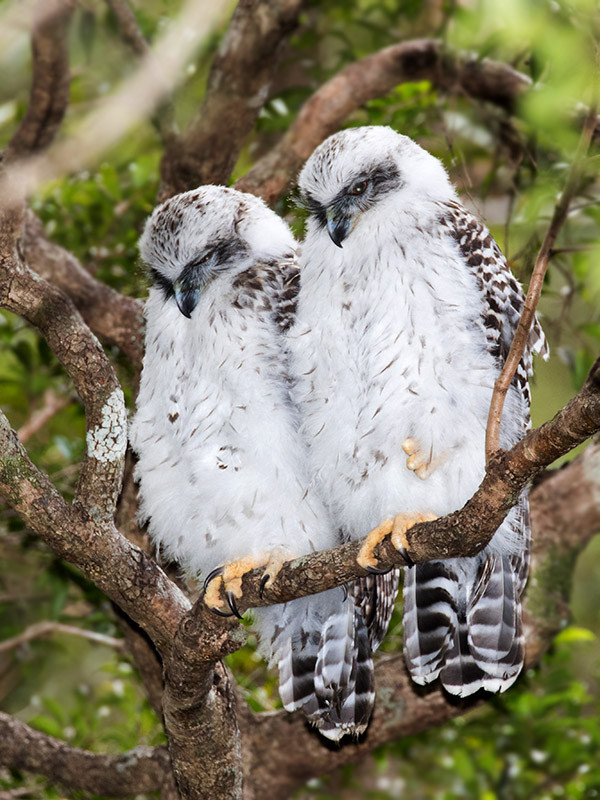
[104,0,149,57]
[17,389,72,443]
[103,0,175,142]
[484,105,598,460]
[0,621,125,653]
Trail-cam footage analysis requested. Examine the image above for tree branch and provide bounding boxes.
[0,1,227,205]
[0,217,126,519]
[235,39,532,204]
[0,621,125,654]
[104,0,150,58]
[3,0,75,160]
[0,712,171,796]
[199,358,600,616]
[241,439,600,800]
[103,0,175,143]
[17,389,72,444]
[162,611,246,800]
[22,211,145,370]
[159,0,306,199]
[485,105,598,459]
[0,409,190,654]
[153,361,600,800]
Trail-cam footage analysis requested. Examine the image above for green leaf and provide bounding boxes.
[554,626,597,644]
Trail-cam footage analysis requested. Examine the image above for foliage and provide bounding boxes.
[0,0,599,797]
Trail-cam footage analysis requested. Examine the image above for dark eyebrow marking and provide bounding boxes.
[149,268,174,300]
[301,159,402,229]
[299,191,327,227]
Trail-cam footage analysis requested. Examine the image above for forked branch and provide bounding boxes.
[216,357,600,615]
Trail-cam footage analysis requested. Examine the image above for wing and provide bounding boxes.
[438,199,548,413]
[432,200,545,693]
[270,252,300,335]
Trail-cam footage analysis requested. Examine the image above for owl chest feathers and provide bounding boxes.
[293,216,501,533]
[132,267,331,577]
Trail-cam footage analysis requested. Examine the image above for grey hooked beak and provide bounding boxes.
[174,281,201,319]
[326,212,351,248]
[173,252,218,319]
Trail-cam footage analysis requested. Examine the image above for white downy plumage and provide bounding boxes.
[130,185,374,739]
[292,126,548,696]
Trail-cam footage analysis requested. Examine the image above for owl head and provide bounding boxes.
[140,185,295,318]
[298,126,454,247]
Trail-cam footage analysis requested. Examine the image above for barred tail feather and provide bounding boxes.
[254,600,322,715]
[318,607,374,741]
[403,561,458,685]
[466,555,525,692]
[352,568,401,651]
[439,613,487,697]
[254,588,375,740]
[437,555,525,697]
[314,595,356,702]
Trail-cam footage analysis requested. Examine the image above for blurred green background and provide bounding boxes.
[0,0,599,797]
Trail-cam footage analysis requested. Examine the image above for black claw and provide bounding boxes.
[203,565,224,593]
[397,547,414,568]
[365,564,393,575]
[226,591,243,620]
[341,584,348,601]
[259,573,270,599]
[209,605,235,618]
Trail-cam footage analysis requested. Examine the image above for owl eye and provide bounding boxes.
[349,180,368,196]
[197,249,214,265]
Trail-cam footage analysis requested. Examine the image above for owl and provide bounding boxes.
[290,126,548,696]
[129,185,375,739]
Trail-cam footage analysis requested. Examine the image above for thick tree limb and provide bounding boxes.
[0,219,126,519]
[0,712,171,796]
[22,211,145,370]
[159,0,306,199]
[0,410,190,653]
[485,105,598,459]
[162,611,246,800]
[235,38,532,203]
[241,439,600,800]
[4,0,75,160]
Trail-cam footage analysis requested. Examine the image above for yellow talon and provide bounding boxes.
[357,519,393,570]
[204,553,269,612]
[357,512,437,571]
[402,437,446,480]
[390,511,437,553]
[261,547,294,591]
[204,573,225,610]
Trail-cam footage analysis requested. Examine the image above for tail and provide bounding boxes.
[351,568,401,651]
[254,588,375,741]
[403,561,458,685]
[403,555,526,696]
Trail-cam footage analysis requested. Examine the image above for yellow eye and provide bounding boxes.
[349,180,368,196]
